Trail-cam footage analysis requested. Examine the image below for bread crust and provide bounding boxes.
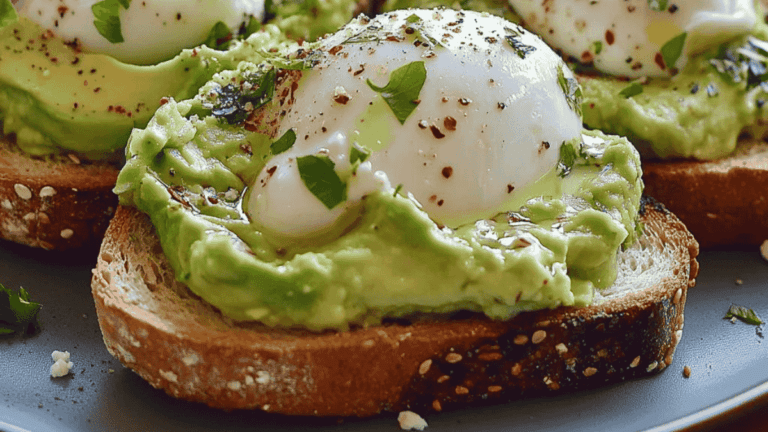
[91,200,698,417]
[0,139,118,250]
[642,137,768,248]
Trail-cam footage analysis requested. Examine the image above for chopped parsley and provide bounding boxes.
[203,22,233,50]
[619,82,644,98]
[349,143,370,164]
[0,0,18,30]
[92,0,131,44]
[367,61,426,125]
[556,65,583,116]
[557,141,578,177]
[211,65,276,124]
[724,304,764,325]
[647,0,668,11]
[0,285,41,336]
[405,14,441,48]
[271,129,296,155]
[297,155,346,209]
[505,27,536,59]
[710,37,768,91]
[591,40,603,55]
[660,32,687,70]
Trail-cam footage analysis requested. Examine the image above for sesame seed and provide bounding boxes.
[455,385,469,395]
[510,363,522,376]
[555,343,568,354]
[39,186,56,198]
[418,359,432,375]
[531,330,546,344]
[646,361,658,372]
[478,352,502,361]
[23,212,35,221]
[683,366,691,378]
[60,229,74,239]
[432,400,442,411]
[488,385,502,392]
[445,353,462,363]
[514,334,529,345]
[437,375,450,383]
[14,184,32,200]
[673,288,682,304]
[583,367,597,377]
[630,356,641,368]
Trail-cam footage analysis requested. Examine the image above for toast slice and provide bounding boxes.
[0,139,118,250]
[90,197,698,417]
[642,136,768,248]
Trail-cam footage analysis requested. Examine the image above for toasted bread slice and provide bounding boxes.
[0,139,118,250]
[90,198,698,417]
[642,137,768,248]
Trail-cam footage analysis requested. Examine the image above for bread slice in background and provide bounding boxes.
[642,137,768,248]
[91,198,698,417]
[0,139,118,250]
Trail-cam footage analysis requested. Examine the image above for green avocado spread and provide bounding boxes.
[115,45,643,330]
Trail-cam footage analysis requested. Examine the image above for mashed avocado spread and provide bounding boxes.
[115,11,643,331]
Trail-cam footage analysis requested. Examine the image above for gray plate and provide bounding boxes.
[1,240,767,432]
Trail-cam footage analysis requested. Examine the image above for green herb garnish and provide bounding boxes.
[271,129,296,155]
[0,285,41,336]
[349,143,369,164]
[367,61,426,125]
[557,65,583,116]
[724,304,764,325]
[92,0,131,44]
[557,141,578,177]
[297,155,347,209]
[211,65,276,124]
[619,82,644,98]
[660,32,687,70]
[405,14,441,48]
[0,0,18,30]
[505,27,536,59]
[393,184,404,197]
[204,21,233,50]
[591,40,603,55]
[647,0,668,11]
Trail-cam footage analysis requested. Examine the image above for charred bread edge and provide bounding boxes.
[642,137,768,248]
[91,197,699,417]
[0,139,119,250]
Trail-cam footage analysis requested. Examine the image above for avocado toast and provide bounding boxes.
[91,9,699,415]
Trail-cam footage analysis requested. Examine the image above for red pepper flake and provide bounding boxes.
[418,120,428,129]
[77,69,83,75]
[333,94,350,104]
[93,87,101,93]
[159,97,170,105]
[50,57,58,63]
[83,80,88,86]
[654,52,665,70]
[437,199,444,206]
[71,57,80,65]
[444,116,457,131]
[539,141,550,154]
[430,125,446,139]
[441,166,453,178]
[240,143,253,155]
[353,65,365,76]
[580,50,593,63]
[329,45,343,55]
[57,5,68,17]
[605,30,615,45]
[507,184,514,193]
[176,13,182,20]
[90,68,97,74]
[459,97,472,106]
[73,102,78,109]
[321,126,327,133]
[668,4,678,13]
[266,166,277,177]
[429,195,437,202]
[631,62,643,71]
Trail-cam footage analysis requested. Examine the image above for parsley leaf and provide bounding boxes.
[660,32,687,70]
[0,285,41,335]
[211,65,276,124]
[557,65,583,116]
[505,27,536,59]
[367,61,426,125]
[297,155,346,209]
[0,0,18,30]
[349,143,369,164]
[271,129,296,155]
[724,304,764,325]
[619,82,644,98]
[92,0,131,44]
[647,0,668,11]
[557,141,578,177]
[591,40,603,55]
[204,21,233,51]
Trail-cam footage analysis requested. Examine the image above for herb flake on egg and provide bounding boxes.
[366,61,427,125]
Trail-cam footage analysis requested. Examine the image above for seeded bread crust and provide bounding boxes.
[642,137,768,248]
[91,198,698,417]
[0,139,119,250]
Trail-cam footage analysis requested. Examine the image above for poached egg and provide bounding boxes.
[509,0,756,78]
[15,0,264,64]
[246,9,583,242]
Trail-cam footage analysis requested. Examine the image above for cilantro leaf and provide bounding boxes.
[239,16,261,38]
[647,0,668,11]
[271,129,296,155]
[92,0,131,44]
[724,304,764,325]
[0,0,18,30]
[619,82,644,98]
[297,155,346,209]
[660,32,687,70]
[366,61,426,125]
[204,21,233,51]
[0,285,41,335]
[349,143,369,164]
